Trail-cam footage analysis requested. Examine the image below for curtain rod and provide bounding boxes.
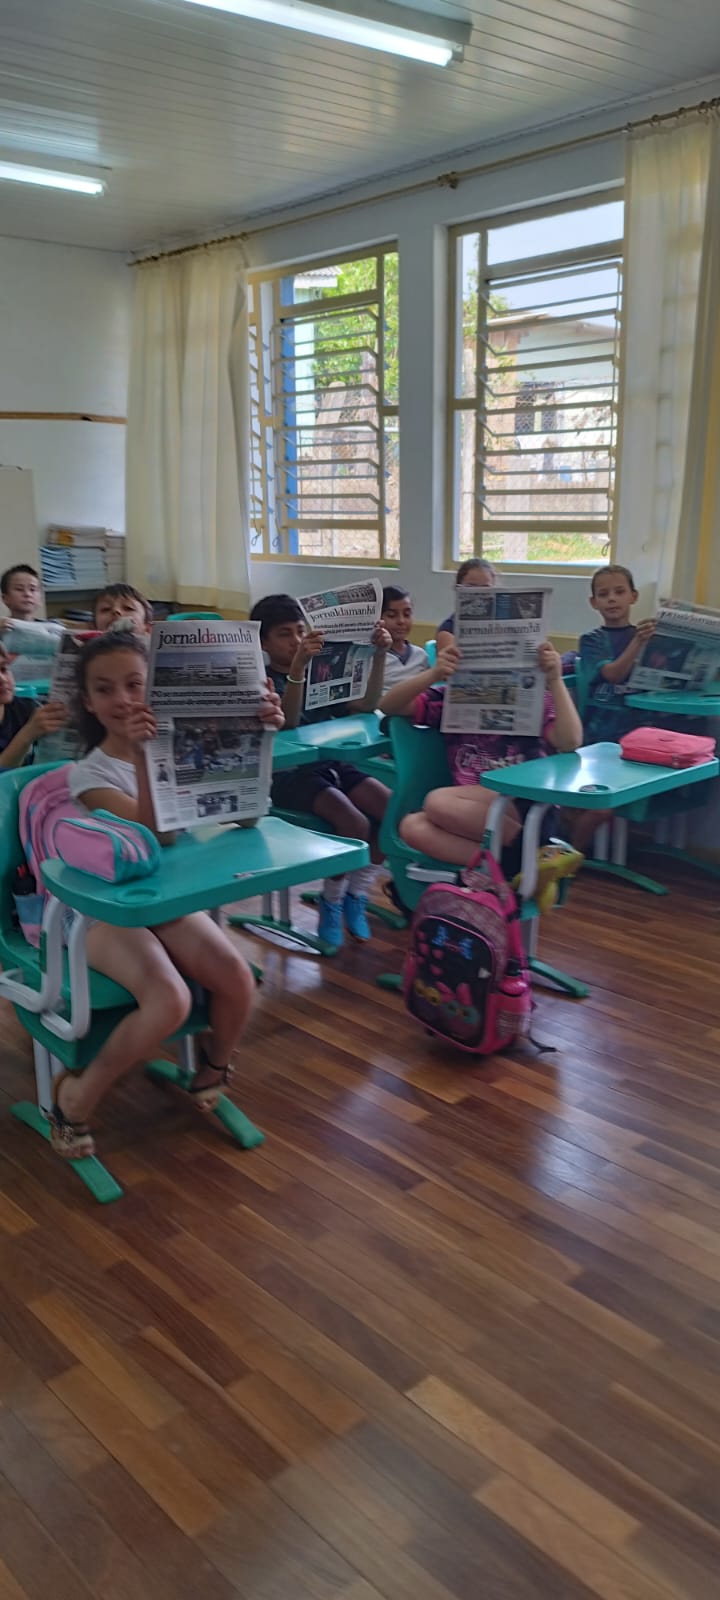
[131,92,720,267]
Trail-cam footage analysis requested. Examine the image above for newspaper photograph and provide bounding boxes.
[305,640,374,713]
[148,619,267,717]
[630,598,720,696]
[299,579,382,711]
[145,619,273,830]
[441,587,551,737]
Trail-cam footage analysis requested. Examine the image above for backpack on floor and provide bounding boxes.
[402,845,531,1054]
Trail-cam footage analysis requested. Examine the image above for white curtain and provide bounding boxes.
[674,114,720,605]
[614,116,712,601]
[125,243,251,611]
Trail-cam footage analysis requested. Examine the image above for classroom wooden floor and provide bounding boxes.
[0,863,720,1600]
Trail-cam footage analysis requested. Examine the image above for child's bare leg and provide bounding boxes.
[155,912,254,1077]
[400,786,521,864]
[313,787,370,841]
[346,777,390,861]
[424,786,522,844]
[564,804,611,853]
[56,925,193,1127]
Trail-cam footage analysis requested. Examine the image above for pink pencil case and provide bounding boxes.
[620,727,717,769]
[49,811,161,882]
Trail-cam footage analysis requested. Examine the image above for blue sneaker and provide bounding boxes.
[317,895,344,953]
[344,892,371,942]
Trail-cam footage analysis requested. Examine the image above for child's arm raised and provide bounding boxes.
[0,701,66,771]
[595,619,655,685]
[379,645,460,717]
[78,707,172,839]
[539,644,583,752]
[280,630,324,729]
[347,623,393,713]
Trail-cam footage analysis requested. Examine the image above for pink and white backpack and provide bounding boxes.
[402,846,531,1054]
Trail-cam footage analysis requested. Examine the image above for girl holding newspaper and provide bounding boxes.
[380,640,581,875]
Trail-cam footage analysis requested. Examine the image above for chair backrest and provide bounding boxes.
[168,610,223,621]
[379,717,451,857]
[0,764,58,939]
[424,639,437,667]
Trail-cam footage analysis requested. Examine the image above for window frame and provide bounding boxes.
[445,189,624,576]
[248,241,398,565]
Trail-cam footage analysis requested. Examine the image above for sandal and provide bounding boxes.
[49,1074,96,1160]
[186,1047,233,1110]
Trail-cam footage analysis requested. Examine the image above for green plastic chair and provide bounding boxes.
[0,766,262,1203]
[168,610,224,620]
[378,717,588,998]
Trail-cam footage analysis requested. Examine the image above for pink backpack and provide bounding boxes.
[402,847,531,1054]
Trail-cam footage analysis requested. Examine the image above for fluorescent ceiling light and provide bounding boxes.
[0,161,105,196]
[181,0,470,65]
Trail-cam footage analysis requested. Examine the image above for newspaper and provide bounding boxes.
[40,631,89,761]
[441,586,551,737]
[629,598,720,696]
[145,619,273,831]
[298,579,382,713]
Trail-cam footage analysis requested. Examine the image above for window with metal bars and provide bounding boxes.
[447,195,624,569]
[249,246,398,563]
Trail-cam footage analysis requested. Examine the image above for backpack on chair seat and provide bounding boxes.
[402,845,531,1054]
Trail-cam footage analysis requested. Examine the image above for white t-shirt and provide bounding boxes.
[382,641,430,690]
[68,747,138,808]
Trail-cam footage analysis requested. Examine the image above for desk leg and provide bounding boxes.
[145,1038,264,1151]
[229,889,340,956]
[582,812,669,895]
[520,805,589,999]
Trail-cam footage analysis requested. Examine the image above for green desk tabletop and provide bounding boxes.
[272,730,327,771]
[283,713,390,756]
[41,817,369,927]
[626,691,720,716]
[478,742,719,810]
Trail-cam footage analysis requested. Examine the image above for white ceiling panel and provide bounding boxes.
[0,0,718,250]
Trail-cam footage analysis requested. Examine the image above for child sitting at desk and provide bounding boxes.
[381,585,430,687]
[0,645,66,768]
[578,564,655,744]
[436,559,496,652]
[379,641,582,871]
[46,630,283,1164]
[251,592,392,952]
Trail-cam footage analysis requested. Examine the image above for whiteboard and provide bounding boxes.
[0,467,39,614]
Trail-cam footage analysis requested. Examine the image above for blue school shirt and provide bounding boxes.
[578,624,639,743]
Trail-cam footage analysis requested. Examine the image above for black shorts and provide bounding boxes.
[271,760,367,815]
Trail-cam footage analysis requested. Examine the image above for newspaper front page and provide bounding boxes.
[441,587,551,737]
[298,579,382,713]
[146,619,273,830]
[629,599,720,696]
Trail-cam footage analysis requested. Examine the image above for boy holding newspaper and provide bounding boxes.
[251,583,392,953]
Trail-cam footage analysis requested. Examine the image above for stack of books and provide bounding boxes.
[42,525,126,592]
